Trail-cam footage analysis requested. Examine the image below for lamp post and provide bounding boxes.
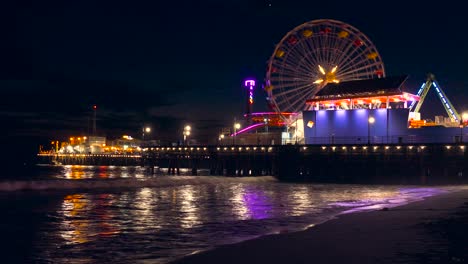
[183,125,191,145]
[264,118,269,133]
[460,113,468,143]
[142,127,151,141]
[233,123,241,145]
[219,134,224,145]
[368,116,375,145]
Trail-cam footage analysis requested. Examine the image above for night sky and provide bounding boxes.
[1,0,467,163]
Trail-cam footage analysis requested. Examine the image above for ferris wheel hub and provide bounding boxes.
[313,65,340,86]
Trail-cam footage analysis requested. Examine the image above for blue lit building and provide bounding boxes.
[302,76,466,144]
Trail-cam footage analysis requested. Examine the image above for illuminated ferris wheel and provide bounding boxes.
[265,19,386,123]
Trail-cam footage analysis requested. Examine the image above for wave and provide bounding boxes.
[0,176,278,192]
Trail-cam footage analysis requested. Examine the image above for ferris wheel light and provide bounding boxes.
[314,79,324,84]
[318,65,326,75]
[331,66,338,73]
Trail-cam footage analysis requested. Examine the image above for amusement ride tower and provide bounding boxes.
[244,79,255,123]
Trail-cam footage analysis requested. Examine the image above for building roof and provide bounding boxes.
[309,75,409,101]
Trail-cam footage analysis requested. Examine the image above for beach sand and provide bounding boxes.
[174,189,468,264]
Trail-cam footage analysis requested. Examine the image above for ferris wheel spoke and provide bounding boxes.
[270,76,314,84]
[316,40,328,65]
[273,65,311,79]
[337,62,378,78]
[335,70,377,81]
[336,61,383,79]
[321,33,330,63]
[276,68,321,84]
[331,37,359,67]
[277,51,313,73]
[325,37,336,64]
[287,89,315,112]
[272,82,317,96]
[331,36,349,65]
[272,83,318,98]
[338,52,380,77]
[296,45,319,72]
[282,39,316,66]
[297,38,319,69]
[277,60,314,78]
[278,85,316,108]
[284,48,317,74]
[302,41,322,68]
[306,35,322,65]
[316,36,327,65]
[321,34,330,63]
[335,47,364,70]
[276,68,312,82]
[337,57,368,77]
[275,45,311,70]
[337,47,374,73]
[327,35,340,64]
[307,36,323,65]
[274,76,314,88]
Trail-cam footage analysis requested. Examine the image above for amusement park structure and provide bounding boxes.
[232,19,465,145]
[408,73,462,128]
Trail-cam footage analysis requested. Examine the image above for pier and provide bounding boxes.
[38,143,468,184]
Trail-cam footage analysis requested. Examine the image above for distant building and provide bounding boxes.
[108,135,141,154]
[87,136,106,154]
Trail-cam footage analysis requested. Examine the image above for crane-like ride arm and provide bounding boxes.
[410,73,460,122]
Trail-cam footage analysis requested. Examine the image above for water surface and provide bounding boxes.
[0,165,455,263]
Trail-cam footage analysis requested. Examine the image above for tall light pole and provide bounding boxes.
[368,116,375,145]
[92,105,97,136]
[460,113,468,142]
[233,123,241,145]
[183,125,191,145]
[142,126,151,141]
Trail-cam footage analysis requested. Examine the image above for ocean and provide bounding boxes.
[0,165,457,263]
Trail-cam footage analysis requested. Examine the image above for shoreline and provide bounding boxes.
[174,188,468,264]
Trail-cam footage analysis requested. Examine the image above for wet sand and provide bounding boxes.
[174,189,468,264]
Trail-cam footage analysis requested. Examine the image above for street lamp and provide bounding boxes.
[219,134,225,145]
[233,123,241,145]
[183,125,191,145]
[142,127,151,141]
[368,116,375,145]
[264,118,270,133]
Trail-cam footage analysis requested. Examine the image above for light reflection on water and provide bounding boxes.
[61,165,148,179]
[60,194,90,244]
[0,165,458,263]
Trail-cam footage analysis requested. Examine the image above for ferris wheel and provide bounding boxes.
[265,19,386,123]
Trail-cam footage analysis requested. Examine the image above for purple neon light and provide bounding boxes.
[244,112,298,117]
[245,80,255,105]
[244,80,255,87]
[231,123,265,136]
